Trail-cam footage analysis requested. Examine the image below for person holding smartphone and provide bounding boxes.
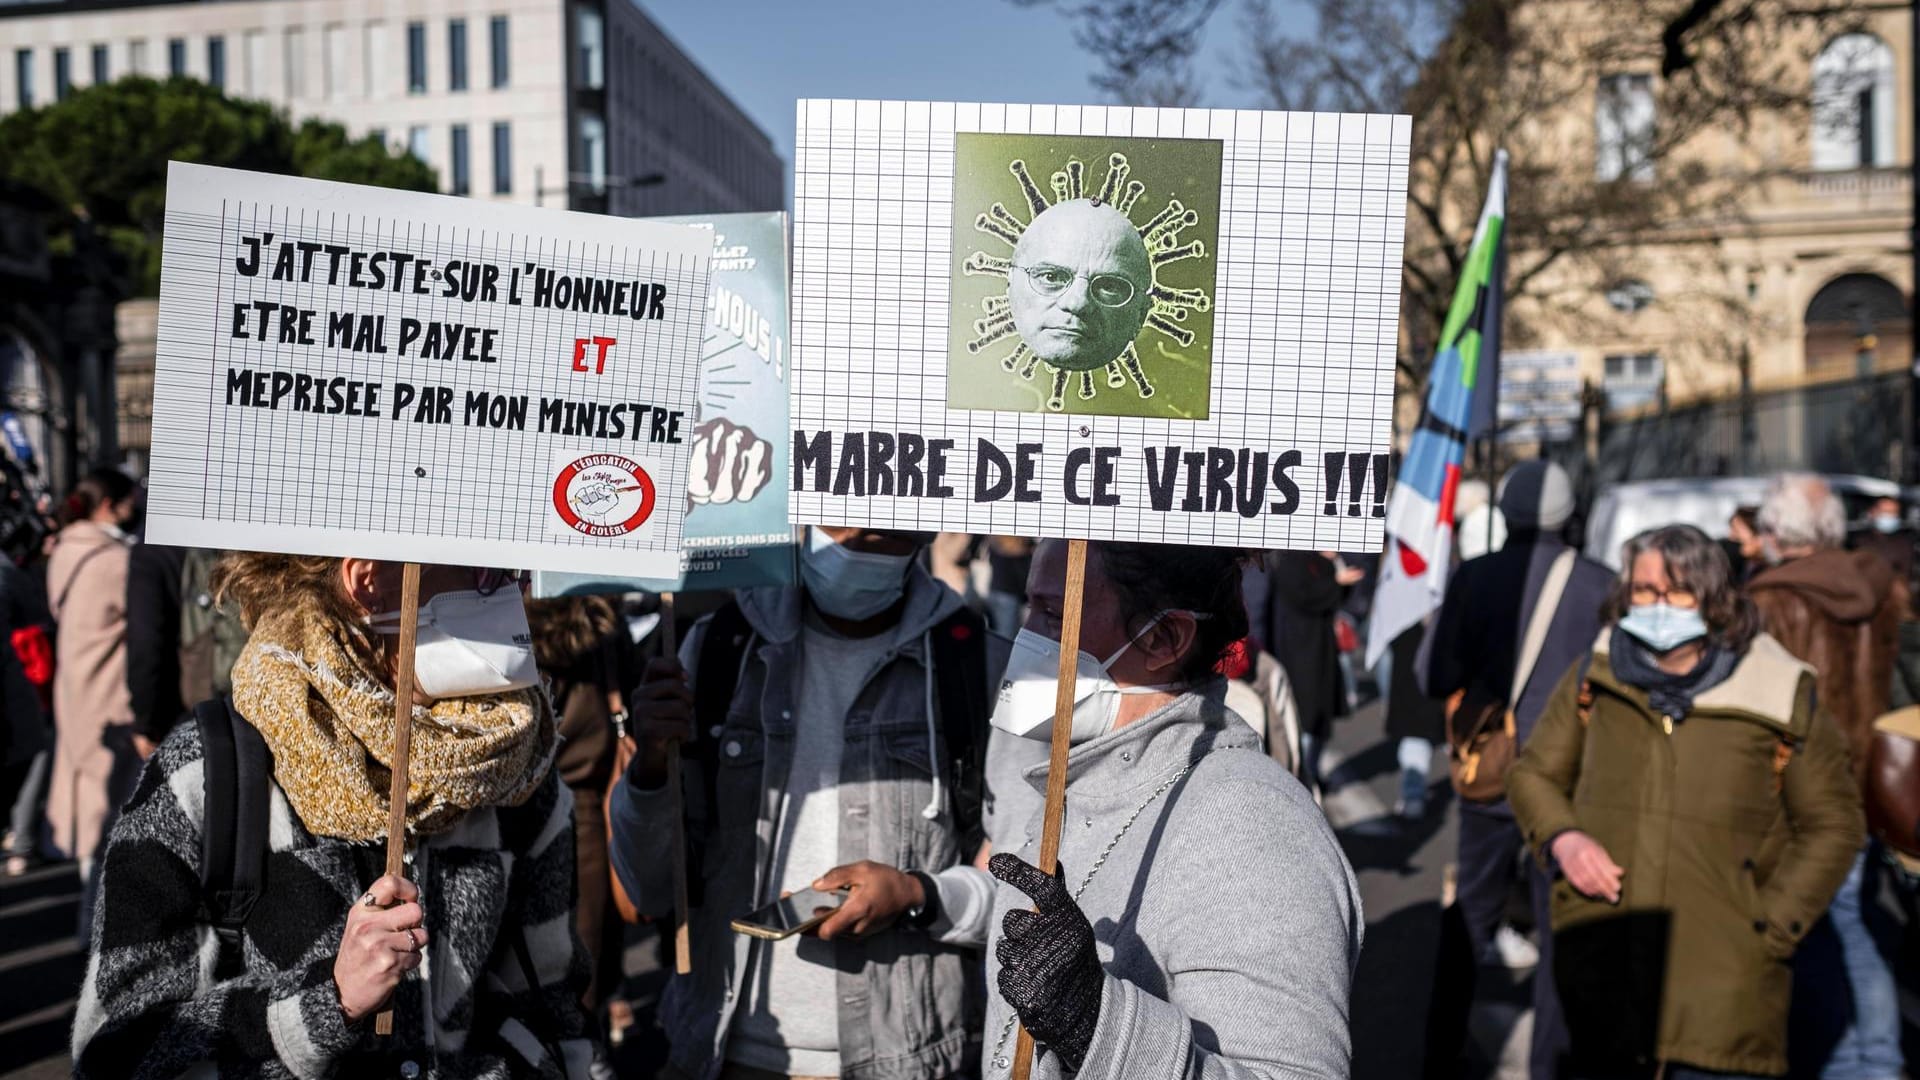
[610,526,1012,1080]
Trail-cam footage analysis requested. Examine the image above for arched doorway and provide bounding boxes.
[1803,272,1910,378]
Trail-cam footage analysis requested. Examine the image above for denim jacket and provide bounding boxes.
[610,569,1009,1080]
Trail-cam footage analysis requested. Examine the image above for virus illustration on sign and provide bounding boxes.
[962,152,1212,412]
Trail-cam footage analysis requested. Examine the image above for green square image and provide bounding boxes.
[947,131,1223,419]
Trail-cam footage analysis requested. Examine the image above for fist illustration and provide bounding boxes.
[687,418,772,507]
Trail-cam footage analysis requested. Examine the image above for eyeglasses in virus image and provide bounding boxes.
[958,148,1216,415]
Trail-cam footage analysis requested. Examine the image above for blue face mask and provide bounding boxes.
[1618,602,1709,654]
[1871,514,1903,534]
[800,527,913,620]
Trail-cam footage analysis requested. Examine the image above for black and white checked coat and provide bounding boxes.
[72,720,595,1079]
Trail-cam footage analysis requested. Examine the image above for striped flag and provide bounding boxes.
[1365,150,1508,669]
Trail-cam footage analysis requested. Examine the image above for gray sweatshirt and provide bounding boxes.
[982,682,1364,1079]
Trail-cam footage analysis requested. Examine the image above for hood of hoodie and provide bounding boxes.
[735,559,961,652]
[1748,547,1890,624]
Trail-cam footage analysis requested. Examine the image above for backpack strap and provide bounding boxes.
[196,696,271,978]
[928,607,991,854]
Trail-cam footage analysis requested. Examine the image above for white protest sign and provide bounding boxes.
[145,163,711,577]
[789,100,1409,550]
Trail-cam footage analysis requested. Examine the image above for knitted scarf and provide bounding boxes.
[228,597,557,842]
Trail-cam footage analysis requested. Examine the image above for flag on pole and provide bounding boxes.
[1365,150,1508,669]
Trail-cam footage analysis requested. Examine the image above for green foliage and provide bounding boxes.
[0,76,437,294]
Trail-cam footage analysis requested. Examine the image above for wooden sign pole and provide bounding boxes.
[660,592,692,976]
[374,561,423,1037]
[1011,538,1088,1080]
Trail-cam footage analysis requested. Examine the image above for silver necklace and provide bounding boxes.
[987,762,1196,1073]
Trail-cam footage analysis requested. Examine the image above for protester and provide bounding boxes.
[1853,495,1920,710]
[1244,549,1360,791]
[1746,475,1907,1080]
[1382,621,1446,819]
[2,552,52,876]
[73,554,591,1077]
[525,595,637,1027]
[126,545,243,757]
[1722,505,1762,584]
[45,468,141,932]
[1420,460,1612,1078]
[983,534,1035,638]
[609,525,1006,1080]
[1509,524,1862,1080]
[982,540,1361,1078]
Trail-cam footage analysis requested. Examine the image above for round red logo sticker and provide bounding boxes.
[552,454,657,537]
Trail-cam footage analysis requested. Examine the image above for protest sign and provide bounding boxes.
[144,163,713,579]
[790,100,1410,553]
[535,211,795,598]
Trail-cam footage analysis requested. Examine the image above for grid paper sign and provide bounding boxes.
[145,163,712,578]
[535,211,797,598]
[789,100,1410,550]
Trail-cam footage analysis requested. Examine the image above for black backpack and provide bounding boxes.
[192,697,271,979]
[192,698,555,1011]
[685,601,993,902]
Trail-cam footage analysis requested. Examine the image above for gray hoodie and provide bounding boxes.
[981,682,1363,1079]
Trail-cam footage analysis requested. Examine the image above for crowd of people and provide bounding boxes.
[0,458,1914,1080]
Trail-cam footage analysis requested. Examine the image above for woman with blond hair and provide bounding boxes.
[73,553,593,1079]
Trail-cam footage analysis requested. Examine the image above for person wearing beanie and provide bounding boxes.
[1416,459,1614,1079]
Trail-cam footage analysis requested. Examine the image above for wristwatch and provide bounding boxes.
[902,870,941,930]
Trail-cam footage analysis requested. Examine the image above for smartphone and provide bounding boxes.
[730,887,847,940]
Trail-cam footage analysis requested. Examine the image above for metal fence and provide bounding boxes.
[1588,371,1910,486]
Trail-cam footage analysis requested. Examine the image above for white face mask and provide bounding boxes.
[370,589,539,699]
[989,612,1192,744]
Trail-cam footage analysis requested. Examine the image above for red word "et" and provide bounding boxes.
[572,336,618,374]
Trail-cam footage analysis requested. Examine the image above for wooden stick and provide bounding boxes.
[1012,538,1088,1080]
[374,562,422,1038]
[660,592,692,976]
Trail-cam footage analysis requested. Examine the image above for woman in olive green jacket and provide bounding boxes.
[1508,524,1863,1080]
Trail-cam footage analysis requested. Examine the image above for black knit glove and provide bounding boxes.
[990,852,1104,1069]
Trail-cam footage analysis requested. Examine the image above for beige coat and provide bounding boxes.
[46,521,138,865]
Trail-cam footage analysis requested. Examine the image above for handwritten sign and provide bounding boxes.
[144,163,712,577]
[789,101,1409,551]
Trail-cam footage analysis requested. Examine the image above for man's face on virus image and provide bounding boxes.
[1007,199,1152,373]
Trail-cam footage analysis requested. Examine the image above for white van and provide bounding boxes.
[1582,474,1902,569]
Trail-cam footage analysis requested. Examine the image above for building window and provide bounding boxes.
[206,36,225,89]
[576,5,604,91]
[168,38,187,78]
[363,23,386,98]
[284,29,305,98]
[1595,73,1655,182]
[91,44,108,85]
[492,121,511,193]
[1602,352,1664,413]
[323,25,347,99]
[579,112,607,193]
[15,49,33,109]
[489,16,509,88]
[243,30,266,95]
[128,40,147,75]
[407,125,431,164]
[448,19,467,91]
[450,124,470,195]
[406,22,426,94]
[1604,280,1655,315]
[53,48,69,101]
[1811,33,1895,171]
